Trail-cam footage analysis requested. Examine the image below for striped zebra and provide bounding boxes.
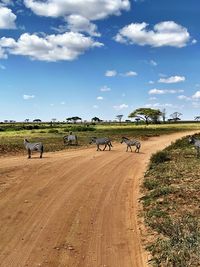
[63,132,78,146]
[120,137,141,153]
[90,137,113,151]
[24,139,44,159]
[188,135,200,157]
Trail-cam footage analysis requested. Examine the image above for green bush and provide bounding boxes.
[48,129,59,134]
[64,126,95,132]
[151,151,170,164]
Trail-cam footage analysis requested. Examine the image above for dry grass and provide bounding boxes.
[142,134,200,266]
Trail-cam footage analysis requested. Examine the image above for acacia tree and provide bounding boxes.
[91,117,101,122]
[195,116,200,121]
[128,108,162,125]
[66,117,82,124]
[116,114,123,123]
[170,112,182,122]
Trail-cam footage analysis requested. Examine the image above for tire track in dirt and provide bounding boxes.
[0,131,198,267]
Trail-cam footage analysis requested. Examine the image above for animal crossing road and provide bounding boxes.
[0,131,198,267]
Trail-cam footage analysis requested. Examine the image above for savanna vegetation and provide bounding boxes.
[142,134,200,267]
[0,121,200,156]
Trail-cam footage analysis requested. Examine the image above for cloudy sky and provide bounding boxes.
[0,0,200,121]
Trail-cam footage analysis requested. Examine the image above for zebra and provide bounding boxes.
[89,137,113,151]
[24,139,44,159]
[188,135,200,157]
[63,132,78,146]
[120,137,141,153]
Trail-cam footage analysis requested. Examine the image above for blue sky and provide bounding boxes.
[0,0,200,121]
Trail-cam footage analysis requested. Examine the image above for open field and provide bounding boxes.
[1,123,200,156]
[142,134,200,266]
[0,131,199,267]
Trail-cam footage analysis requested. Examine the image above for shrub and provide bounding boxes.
[150,151,170,165]
[64,126,95,132]
[48,129,59,134]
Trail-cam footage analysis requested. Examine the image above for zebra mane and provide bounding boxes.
[122,137,129,140]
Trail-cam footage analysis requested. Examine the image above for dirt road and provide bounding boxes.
[0,131,198,267]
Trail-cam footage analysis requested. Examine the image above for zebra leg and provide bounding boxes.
[130,146,133,152]
[28,149,31,159]
[103,144,107,151]
[109,144,111,151]
[126,146,128,152]
[97,145,101,151]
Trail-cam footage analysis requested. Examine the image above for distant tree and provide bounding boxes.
[51,118,57,123]
[194,116,200,121]
[135,117,141,125]
[170,112,182,122]
[33,119,42,123]
[66,117,82,124]
[129,108,162,125]
[91,117,101,122]
[116,114,123,123]
[24,119,29,123]
[161,108,166,123]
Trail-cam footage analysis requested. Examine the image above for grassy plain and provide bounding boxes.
[142,134,200,266]
[1,122,200,156]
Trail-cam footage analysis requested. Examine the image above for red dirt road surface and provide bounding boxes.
[0,131,198,267]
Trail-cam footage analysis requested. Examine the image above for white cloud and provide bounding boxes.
[0,47,7,58]
[113,103,128,110]
[192,91,200,99]
[145,103,173,108]
[65,15,100,37]
[145,103,184,109]
[177,95,191,101]
[105,70,117,77]
[24,0,130,20]
[192,39,197,44]
[60,101,66,105]
[0,32,103,61]
[150,60,157,66]
[97,96,103,100]
[149,88,184,95]
[100,85,111,92]
[158,75,186,83]
[115,21,190,48]
[93,105,98,109]
[0,6,16,29]
[23,94,35,100]
[149,80,154,84]
[121,70,137,77]
[0,0,13,6]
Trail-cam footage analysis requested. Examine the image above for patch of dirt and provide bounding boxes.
[0,131,198,267]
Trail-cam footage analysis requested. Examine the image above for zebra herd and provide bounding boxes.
[23,134,200,159]
[23,134,141,158]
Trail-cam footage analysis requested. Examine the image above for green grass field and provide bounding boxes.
[1,123,200,156]
[142,134,200,267]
